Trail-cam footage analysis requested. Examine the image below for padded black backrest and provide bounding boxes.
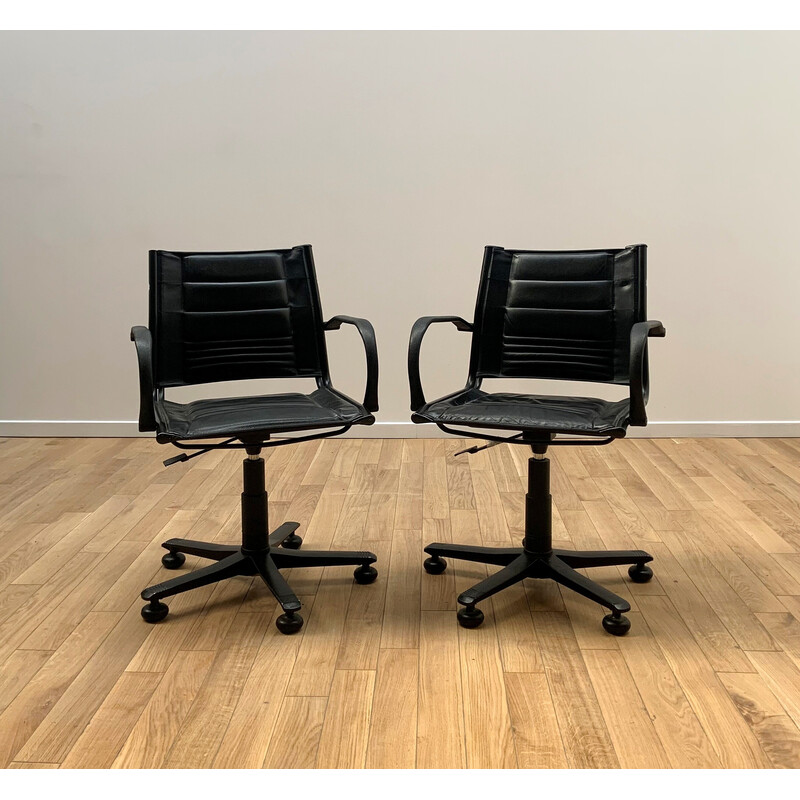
[469,245,647,385]
[149,245,330,387]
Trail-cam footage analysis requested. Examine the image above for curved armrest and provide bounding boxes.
[629,320,666,427]
[324,315,379,412]
[408,316,473,411]
[130,326,157,432]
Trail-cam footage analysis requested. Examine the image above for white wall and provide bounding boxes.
[1,31,798,437]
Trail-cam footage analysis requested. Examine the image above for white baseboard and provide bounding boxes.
[1,419,799,438]
[628,421,800,438]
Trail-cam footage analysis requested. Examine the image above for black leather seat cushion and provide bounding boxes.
[415,389,631,438]
[154,387,372,441]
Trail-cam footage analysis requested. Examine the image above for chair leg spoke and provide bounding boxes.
[271,549,377,570]
[162,538,240,561]
[142,552,249,602]
[549,557,630,615]
[555,548,652,570]
[424,542,521,567]
[249,554,302,613]
[457,555,530,607]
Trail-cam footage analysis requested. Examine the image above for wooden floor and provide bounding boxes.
[1,436,800,769]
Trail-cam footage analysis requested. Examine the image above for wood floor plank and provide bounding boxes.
[0,611,121,767]
[0,584,38,629]
[471,465,513,546]
[505,672,568,769]
[691,502,800,596]
[747,651,800,731]
[380,529,422,649]
[212,607,304,769]
[617,442,690,512]
[336,541,390,671]
[459,615,517,769]
[756,610,800,666]
[13,605,152,764]
[365,648,418,768]
[263,696,327,769]
[60,671,162,768]
[640,542,753,673]
[491,581,543,671]
[112,650,215,769]
[288,568,353,696]
[637,595,770,768]
[0,514,86,590]
[673,510,791,612]
[592,475,662,543]
[316,669,375,768]
[445,443,476,510]
[301,440,339,486]
[663,529,778,652]
[395,461,423,531]
[21,540,148,651]
[0,551,103,666]
[92,521,183,613]
[612,468,676,532]
[163,612,270,768]
[620,611,721,768]
[178,574,250,652]
[0,649,52,716]
[417,610,466,769]
[363,491,397,543]
[536,611,619,768]
[422,454,448,520]
[718,671,800,769]
[583,649,671,768]
[83,484,172,553]
[12,496,132,585]
[693,476,795,554]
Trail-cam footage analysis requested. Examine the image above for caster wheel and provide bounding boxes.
[141,600,169,623]
[423,556,447,575]
[276,612,304,634]
[628,563,653,583]
[354,565,378,585]
[161,551,186,569]
[602,613,631,636]
[281,533,303,550]
[457,605,485,629]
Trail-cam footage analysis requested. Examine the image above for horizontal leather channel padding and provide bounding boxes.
[183,280,289,312]
[504,308,614,339]
[472,247,637,384]
[506,280,612,309]
[183,253,286,282]
[510,251,612,281]
[152,247,327,386]
[182,308,293,341]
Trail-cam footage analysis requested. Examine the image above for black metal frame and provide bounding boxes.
[410,245,666,635]
[132,247,382,635]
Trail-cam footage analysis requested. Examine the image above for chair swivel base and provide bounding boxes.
[423,543,653,636]
[141,522,378,634]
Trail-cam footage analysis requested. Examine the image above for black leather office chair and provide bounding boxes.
[131,245,379,634]
[409,244,665,635]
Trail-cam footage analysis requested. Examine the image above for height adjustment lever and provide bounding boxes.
[453,434,523,457]
[163,437,238,467]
